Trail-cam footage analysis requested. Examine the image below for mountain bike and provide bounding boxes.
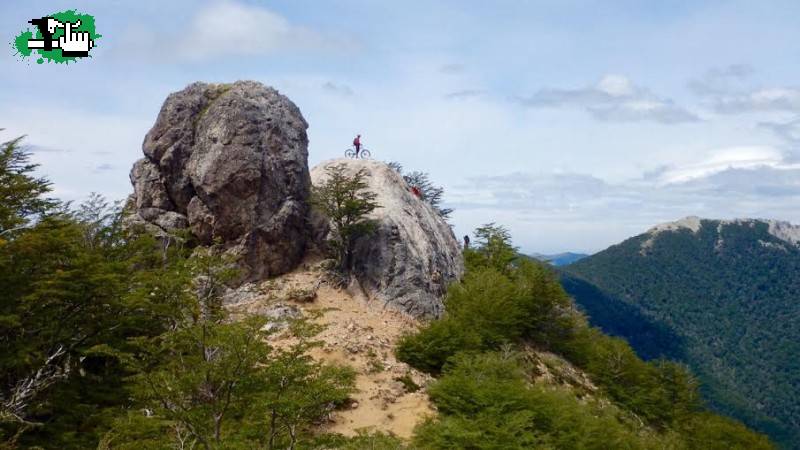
[344,147,371,159]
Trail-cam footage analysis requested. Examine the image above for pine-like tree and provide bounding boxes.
[311,164,379,273]
[388,162,453,219]
[0,134,55,237]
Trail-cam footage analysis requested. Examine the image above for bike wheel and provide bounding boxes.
[345,149,356,158]
[359,149,371,159]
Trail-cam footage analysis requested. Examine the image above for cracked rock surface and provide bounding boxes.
[311,159,464,318]
[128,81,311,280]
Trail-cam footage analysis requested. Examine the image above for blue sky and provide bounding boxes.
[2,0,800,253]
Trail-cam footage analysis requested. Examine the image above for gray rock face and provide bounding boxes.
[129,81,311,280]
[311,159,464,318]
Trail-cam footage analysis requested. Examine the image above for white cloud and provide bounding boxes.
[713,87,800,113]
[689,65,800,114]
[321,81,355,97]
[181,1,336,60]
[760,117,800,145]
[650,146,800,184]
[443,89,485,100]
[518,75,699,124]
[447,146,800,253]
[118,0,356,63]
[596,74,636,97]
[688,64,755,96]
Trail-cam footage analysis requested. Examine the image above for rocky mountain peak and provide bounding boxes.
[641,216,800,253]
[765,220,800,246]
[645,216,703,235]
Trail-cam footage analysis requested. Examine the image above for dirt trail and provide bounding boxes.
[227,262,435,439]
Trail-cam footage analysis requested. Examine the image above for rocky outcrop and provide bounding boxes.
[311,159,464,318]
[128,81,311,280]
[129,82,461,315]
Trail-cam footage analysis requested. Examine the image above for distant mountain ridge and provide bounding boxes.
[530,251,589,266]
[640,216,800,252]
[561,217,800,449]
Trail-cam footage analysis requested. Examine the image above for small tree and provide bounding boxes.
[311,164,379,273]
[466,223,518,274]
[258,319,355,450]
[0,134,55,236]
[105,252,355,450]
[402,171,453,219]
[123,318,272,450]
[388,162,453,219]
[0,193,190,448]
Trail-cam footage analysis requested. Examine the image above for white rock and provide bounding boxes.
[311,159,464,318]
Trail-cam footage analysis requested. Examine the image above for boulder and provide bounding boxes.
[311,159,464,318]
[129,81,311,280]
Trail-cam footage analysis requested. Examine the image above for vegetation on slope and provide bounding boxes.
[0,136,368,449]
[562,223,800,448]
[0,134,776,449]
[397,223,773,449]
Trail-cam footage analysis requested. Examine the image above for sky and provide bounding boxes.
[2,0,800,254]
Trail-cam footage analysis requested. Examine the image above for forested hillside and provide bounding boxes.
[396,224,772,449]
[562,218,800,448]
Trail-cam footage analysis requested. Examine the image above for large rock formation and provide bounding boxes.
[128,81,311,280]
[311,159,464,318]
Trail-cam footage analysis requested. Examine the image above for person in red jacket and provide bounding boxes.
[353,134,362,157]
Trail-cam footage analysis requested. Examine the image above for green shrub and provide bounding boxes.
[394,373,420,393]
[396,318,482,374]
[415,352,659,450]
